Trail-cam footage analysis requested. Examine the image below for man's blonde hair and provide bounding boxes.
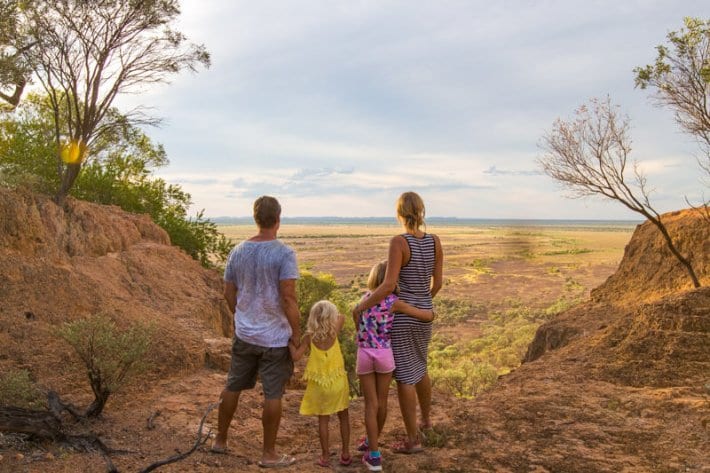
[397,191,425,233]
[253,196,281,229]
[306,300,339,344]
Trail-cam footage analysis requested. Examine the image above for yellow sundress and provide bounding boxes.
[299,338,350,416]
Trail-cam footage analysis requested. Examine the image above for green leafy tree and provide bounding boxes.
[57,314,153,417]
[634,17,710,180]
[0,94,233,268]
[0,0,31,108]
[12,0,210,201]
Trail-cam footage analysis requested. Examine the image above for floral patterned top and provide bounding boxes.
[356,292,398,349]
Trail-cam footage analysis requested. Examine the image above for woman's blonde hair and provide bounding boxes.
[306,300,339,344]
[397,191,425,233]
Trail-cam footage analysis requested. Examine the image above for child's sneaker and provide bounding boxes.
[356,436,369,452]
[362,452,382,472]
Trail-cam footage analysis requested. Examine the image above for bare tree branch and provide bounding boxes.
[138,402,218,473]
[539,96,701,288]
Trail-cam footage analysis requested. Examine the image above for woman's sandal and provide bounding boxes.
[339,453,353,466]
[316,457,331,468]
[391,439,424,454]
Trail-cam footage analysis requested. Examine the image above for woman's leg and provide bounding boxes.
[359,373,380,451]
[318,415,330,462]
[396,381,420,446]
[337,408,351,460]
[375,371,393,435]
[415,372,432,429]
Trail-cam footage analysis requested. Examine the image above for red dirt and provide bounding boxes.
[0,189,708,472]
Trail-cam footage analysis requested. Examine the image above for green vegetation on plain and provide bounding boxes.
[429,296,579,398]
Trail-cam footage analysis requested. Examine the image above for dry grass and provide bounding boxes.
[220,223,633,337]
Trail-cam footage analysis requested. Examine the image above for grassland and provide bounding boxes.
[219,222,635,397]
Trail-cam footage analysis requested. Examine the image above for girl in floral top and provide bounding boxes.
[352,261,435,471]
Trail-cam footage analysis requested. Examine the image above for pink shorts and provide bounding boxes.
[356,347,395,375]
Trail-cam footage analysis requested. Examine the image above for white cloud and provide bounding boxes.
[115,0,709,219]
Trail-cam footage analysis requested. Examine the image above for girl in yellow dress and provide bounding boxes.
[289,300,352,468]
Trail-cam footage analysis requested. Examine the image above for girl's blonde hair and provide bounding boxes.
[306,300,339,344]
[366,260,399,293]
[397,191,425,233]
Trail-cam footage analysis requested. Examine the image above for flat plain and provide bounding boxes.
[220,222,635,341]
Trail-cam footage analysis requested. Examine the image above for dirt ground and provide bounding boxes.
[5,213,668,473]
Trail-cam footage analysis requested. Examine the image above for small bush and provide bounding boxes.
[433,297,476,325]
[57,314,153,417]
[0,369,43,409]
[429,296,581,398]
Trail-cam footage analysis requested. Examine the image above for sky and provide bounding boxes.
[115,0,709,220]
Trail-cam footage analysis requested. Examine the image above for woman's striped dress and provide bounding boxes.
[391,233,436,385]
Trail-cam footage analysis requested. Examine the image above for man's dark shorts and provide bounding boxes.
[225,337,293,400]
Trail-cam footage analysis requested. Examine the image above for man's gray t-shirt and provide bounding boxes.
[223,239,299,348]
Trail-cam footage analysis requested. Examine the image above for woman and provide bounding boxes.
[352,191,443,454]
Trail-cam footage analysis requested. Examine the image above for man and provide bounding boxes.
[212,196,301,468]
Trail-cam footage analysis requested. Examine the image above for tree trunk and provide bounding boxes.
[0,406,65,441]
[55,162,82,204]
[650,217,701,288]
[85,388,110,418]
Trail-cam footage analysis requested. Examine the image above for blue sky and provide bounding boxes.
[116,1,709,219]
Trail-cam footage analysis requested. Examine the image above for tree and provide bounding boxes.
[0,0,31,108]
[57,314,153,417]
[634,17,710,181]
[539,96,701,288]
[18,0,209,202]
[1,94,233,269]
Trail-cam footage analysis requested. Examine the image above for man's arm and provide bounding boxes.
[224,281,237,313]
[280,278,301,346]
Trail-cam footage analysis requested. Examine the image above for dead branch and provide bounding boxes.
[137,402,218,473]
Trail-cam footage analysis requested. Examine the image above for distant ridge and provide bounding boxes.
[213,216,641,228]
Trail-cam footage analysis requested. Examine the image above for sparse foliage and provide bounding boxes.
[0,369,43,409]
[539,96,701,288]
[57,314,153,417]
[0,0,31,108]
[634,17,710,178]
[12,0,210,201]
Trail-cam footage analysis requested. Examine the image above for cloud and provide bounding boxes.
[117,0,708,219]
[483,166,543,177]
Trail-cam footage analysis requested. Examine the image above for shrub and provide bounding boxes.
[0,369,43,409]
[57,314,153,417]
[430,360,498,399]
[429,296,582,397]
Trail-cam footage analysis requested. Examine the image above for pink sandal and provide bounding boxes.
[316,457,331,468]
[339,453,353,466]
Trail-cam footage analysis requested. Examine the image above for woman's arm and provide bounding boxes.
[351,235,406,317]
[430,234,444,298]
[289,334,311,361]
[392,299,435,322]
